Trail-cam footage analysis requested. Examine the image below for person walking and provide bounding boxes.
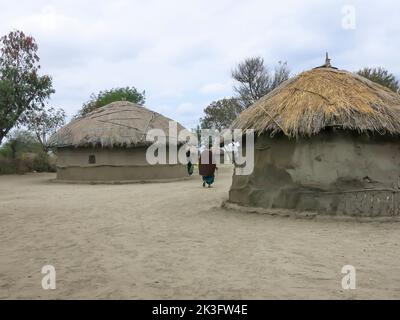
[186,149,194,176]
[198,146,217,188]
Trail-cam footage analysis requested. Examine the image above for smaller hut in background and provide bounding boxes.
[229,57,400,217]
[48,101,188,183]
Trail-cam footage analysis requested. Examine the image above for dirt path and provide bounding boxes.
[0,167,399,299]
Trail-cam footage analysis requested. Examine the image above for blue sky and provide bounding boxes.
[1,0,399,129]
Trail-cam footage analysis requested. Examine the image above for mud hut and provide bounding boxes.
[48,101,188,182]
[229,58,400,217]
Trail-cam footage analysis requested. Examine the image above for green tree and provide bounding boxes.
[232,58,290,108]
[356,67,399,92]
[26,106,66,151]
[0,129,55,174]
[0,129,41,159]
[0,30,54,145]
[200,98,243,131]
[77,86,146,117]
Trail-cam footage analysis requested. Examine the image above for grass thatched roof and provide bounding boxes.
[48,101,188,148]
[232,66,400,138]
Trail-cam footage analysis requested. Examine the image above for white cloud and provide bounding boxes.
[175,102,195,115]
[200,82,232,95]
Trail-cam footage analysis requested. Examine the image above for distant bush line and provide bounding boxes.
[0,130,56,175]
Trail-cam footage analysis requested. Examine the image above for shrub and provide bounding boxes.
[0,154,16,174]
[0,152,57,175]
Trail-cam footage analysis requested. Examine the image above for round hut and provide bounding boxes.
[229,59,400,217]
[49,101,188,183]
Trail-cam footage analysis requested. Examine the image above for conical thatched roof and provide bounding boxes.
[232,66,400,138]
[48,101,188,148]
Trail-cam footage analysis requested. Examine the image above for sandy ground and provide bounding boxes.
[0,166,400,300]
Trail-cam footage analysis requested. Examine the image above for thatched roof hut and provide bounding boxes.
[232,66,400,137]
[49,101,187,148]
[50,101,189,183]
[229,60,400,217]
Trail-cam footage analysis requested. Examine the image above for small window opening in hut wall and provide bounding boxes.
[89,155,96,164]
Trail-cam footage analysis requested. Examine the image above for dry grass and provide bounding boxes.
[232,67,400,138]
[48,101,187,148]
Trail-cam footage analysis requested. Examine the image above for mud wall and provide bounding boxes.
[229,131,400,216]
[56,147,187,181]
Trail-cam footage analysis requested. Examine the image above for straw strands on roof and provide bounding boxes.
[232,67,400,138]
[48,101,187,148]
